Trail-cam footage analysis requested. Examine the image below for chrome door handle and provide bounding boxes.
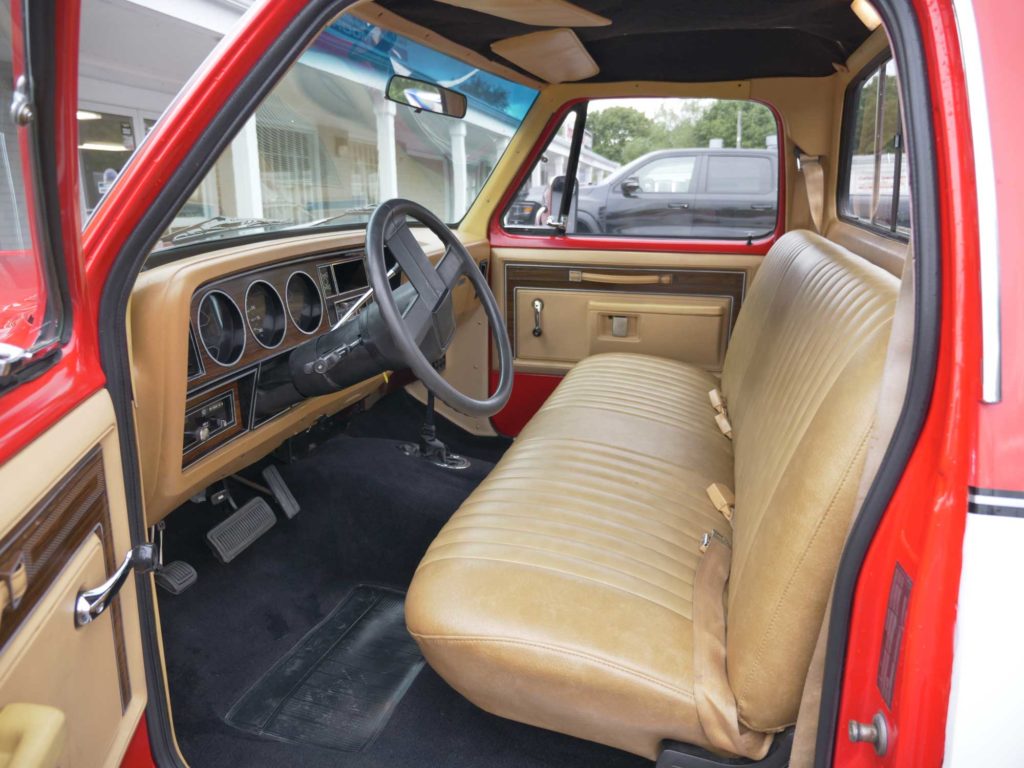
[75,544,156,628]
[667,202,689,209]
[532,299,544,337]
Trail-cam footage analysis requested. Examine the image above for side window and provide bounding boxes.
[0,0,67,388]
[502,97,780,240]
[839,56,911,238]
[706,155,773,194]
[635,156,696,194]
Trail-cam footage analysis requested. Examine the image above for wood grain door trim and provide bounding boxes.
[0,447,130,712]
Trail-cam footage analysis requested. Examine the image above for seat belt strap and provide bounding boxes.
[797,149,825,234]
[693,531,773,760]
[706,483,735,522]
[708,388,726,414]
[715,412,733,440]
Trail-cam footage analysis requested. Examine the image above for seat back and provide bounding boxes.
[720,230,899,730]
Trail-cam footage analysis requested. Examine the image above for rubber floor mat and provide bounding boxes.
[226,585,424,752]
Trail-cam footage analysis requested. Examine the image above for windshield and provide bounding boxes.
[149,14,537,259]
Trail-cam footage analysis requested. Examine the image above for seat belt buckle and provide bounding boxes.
[699,529,732,553]
[708,388,726,414]
[706,483,735,522]
[715,411,733,439]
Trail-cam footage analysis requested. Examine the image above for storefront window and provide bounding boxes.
[78,110,136,216]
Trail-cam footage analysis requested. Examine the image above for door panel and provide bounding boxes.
[0,391,146,767]
[514,288,729,370]
[494,247,760,375]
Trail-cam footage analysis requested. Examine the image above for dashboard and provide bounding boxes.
[183,248,387,467]
[130,229,488,526]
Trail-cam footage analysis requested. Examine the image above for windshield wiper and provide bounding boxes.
[160,215,284,246]
[294,205,378,229]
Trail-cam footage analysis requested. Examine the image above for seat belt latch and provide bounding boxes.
[699,529,732,554]
[706,483,735,522]
[708,388,726,414]
[715,411,733,439]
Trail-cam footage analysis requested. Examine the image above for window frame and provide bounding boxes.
[836,49,910,242]
[492,96,786,253]
[0,0,74,393]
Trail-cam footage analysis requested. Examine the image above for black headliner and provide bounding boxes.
[378,0,871,82]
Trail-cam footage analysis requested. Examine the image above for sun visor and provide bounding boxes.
[434,0,610,27]
[491,28,598,83]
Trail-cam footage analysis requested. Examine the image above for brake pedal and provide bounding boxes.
[206,498,276,564]
[155,561,198,595]
[261,465,300,519]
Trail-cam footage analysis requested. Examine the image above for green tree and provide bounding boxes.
[692,101,777,149]
[587,107,665,164]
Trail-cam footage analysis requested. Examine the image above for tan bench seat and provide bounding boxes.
[405,231,899,759]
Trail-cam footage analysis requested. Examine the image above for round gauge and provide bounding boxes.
[245,280,287,348]
[197,291,245,366]
[286,272,324,334]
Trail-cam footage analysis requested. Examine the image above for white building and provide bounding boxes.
[74,0,618,229]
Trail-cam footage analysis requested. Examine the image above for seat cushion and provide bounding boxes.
[406,354,731,759]
[406,231,899,759]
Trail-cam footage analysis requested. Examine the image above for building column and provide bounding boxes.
[374,95,398,201]
[449,121,467,218]
[231,116,263,218]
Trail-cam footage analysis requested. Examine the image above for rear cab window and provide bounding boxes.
[502,97,780,242]
[838,54,911,239]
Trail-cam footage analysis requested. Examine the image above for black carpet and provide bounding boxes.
[158,396,650,768]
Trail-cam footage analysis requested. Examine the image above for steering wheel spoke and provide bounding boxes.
[366,199,513,417]
[385,220,446,310]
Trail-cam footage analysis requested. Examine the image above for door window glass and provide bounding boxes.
[637,156,696,193]
[0,0,67,381]
[502,97,779,240]
[706,155,773,194]
[78,110,136,216]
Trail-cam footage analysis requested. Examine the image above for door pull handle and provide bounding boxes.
[75,544,156,628]
[532,299,544,337]
[667,202,690,209]
[750,204,774,210]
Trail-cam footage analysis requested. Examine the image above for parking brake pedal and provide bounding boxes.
[206,498,276,564]
[261,465,300,519]
[155,561,198,595]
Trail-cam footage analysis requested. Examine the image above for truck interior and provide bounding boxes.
[123,1,931,766]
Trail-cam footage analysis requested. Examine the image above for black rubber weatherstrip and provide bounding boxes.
[226,586,424,751]
[95,3,359,766]
[813,0,941,765]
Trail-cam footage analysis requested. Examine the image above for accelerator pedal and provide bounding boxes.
[206,498,276,564]
[155,561,198,595]
[261,465,300,519]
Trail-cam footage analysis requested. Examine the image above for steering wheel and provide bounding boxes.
[365,199,513,417]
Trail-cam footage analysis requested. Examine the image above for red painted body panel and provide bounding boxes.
[832,1,987,764]
[489,371,562,436]
[0,249,44,347]
[972,0,1024,491]
[0,0,104,468]
[119,718,156,768]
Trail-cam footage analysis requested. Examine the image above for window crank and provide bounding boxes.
[532,299,544,337]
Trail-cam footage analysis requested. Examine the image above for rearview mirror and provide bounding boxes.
[621,176,641,197]
[386,75,467,119]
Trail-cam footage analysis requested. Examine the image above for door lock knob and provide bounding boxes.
[848,711,889,756]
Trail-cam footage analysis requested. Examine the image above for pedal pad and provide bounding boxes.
[261,465,300,519]
[206,498,276,564]
[155,561,198,595]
